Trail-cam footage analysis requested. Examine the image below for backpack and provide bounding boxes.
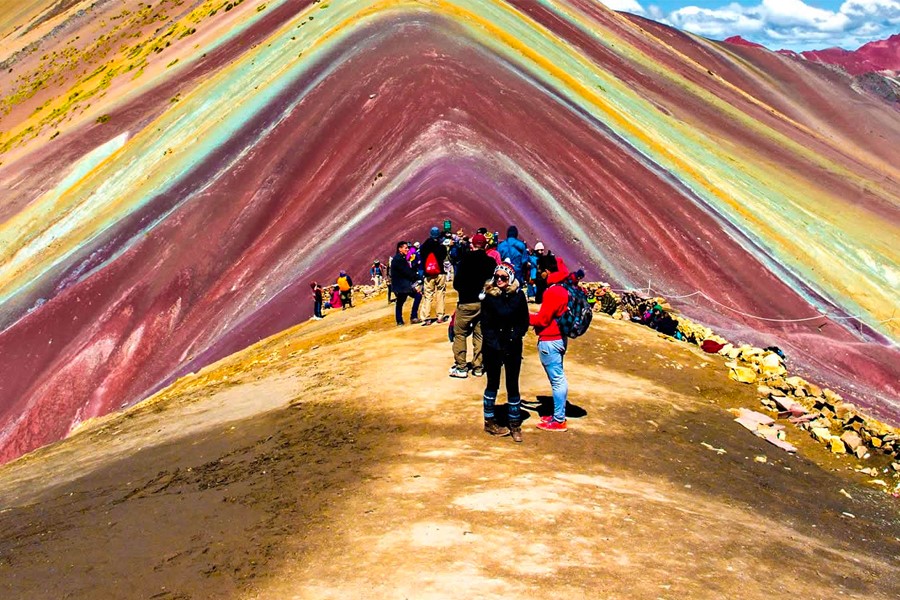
[424,252,440,276]
[337,276,351,291]
[555,279,592,338]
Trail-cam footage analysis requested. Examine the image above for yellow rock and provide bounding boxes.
[760,353,782,368]
[805,383,823,397]
[828,437,847,454]
[811,427,832,443]
[729,366,757,384]
[822,389,843,404]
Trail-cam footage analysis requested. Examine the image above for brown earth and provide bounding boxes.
[0,290,898,599]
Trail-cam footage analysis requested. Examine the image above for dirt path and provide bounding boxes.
[0,292,898,599]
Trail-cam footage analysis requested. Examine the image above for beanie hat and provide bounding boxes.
[430,226,440,239]
[507,225,518,239]
[471,233,487,248]
[534,241,545,251]
[494,263,516,286]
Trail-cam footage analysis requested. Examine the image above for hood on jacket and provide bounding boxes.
[547,258,569,285]
[507,225,519,239]
[483,277,521,297]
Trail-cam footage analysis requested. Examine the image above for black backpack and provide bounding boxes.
[555,279,593,338]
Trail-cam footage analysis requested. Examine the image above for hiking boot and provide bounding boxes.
[509,421,523,443]
[421,319,434,326]
[536,419,567,432]
[448,366,469,379]
[470,367,484,377]
[439,315,450,323]
[484,418,510,437]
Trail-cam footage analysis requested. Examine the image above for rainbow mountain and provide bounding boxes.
[0,0,898,462]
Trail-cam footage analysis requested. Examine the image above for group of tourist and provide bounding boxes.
[386,224,582,442]
[308,271,355,320]
[307,222,589,444]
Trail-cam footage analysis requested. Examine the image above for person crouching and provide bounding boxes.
[480,263,530,442]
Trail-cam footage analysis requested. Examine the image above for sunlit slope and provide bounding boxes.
[0,0,897,462]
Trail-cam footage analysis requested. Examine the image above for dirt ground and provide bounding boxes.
[0,290,898,599]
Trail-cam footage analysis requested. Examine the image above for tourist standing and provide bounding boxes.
[419,226,449,325]
[370,260,385,287]
[533,242,558,304]
[391,241,422,325]
[530,258,571,431]
[480,263,530,442]
[450,233,496,379]
[310,282,324,320]
[497,225,529,283]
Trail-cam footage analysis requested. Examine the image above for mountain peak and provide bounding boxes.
[723,33,900,75]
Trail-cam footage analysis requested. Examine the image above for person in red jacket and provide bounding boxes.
[529,258,571,431]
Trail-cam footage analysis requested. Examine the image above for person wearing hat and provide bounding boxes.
[533,242,558,304]
[530,258,572,431]
[370,259,385,287]
[450,232,497,378]
[479,262,530,441]
[497,225,529,283]
[418,226,449,326]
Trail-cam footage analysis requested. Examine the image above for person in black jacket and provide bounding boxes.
[450,233,497,379]
[480,262,530,442]
[390,241,422,326]
[533,241,558,304]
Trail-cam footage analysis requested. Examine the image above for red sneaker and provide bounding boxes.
[540,415,553,423]
[536,419,567,432]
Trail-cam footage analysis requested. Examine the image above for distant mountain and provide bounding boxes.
[724,34,900,75]
[799,34,900,75]
[723,36,766,49]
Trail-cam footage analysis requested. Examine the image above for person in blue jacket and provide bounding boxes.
[497,225,529,284]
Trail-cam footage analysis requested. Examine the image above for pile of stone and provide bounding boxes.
[579,283,898,465]
[716,343,898,460]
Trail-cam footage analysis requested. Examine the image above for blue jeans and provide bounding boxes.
[538,339,568,422]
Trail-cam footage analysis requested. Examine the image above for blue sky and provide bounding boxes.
[601,0,900,50]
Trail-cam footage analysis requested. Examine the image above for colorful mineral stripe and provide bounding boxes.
[0,0,897,462]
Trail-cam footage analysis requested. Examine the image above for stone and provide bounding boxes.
[855,446,868,459]
[834,403,854,421]
[785,376,806,388]
[822,389,843,404]
[891,462,900,472]
[768,377,789,391]
[829,437,847,454]
[757,385,774,397]
[840,431,863,451]
[805,383,823,397]
[760,352,782,368]
[759,363,787,378]
[729,366,757,384]
[870,436,882,448]
[811,427,832,443]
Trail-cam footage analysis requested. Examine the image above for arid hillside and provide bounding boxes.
[1,292,897,599]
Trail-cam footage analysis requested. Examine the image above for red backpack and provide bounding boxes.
[424,253,440,276]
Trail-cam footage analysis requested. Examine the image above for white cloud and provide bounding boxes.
[599,0,900,50]
[600,0,647,12]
